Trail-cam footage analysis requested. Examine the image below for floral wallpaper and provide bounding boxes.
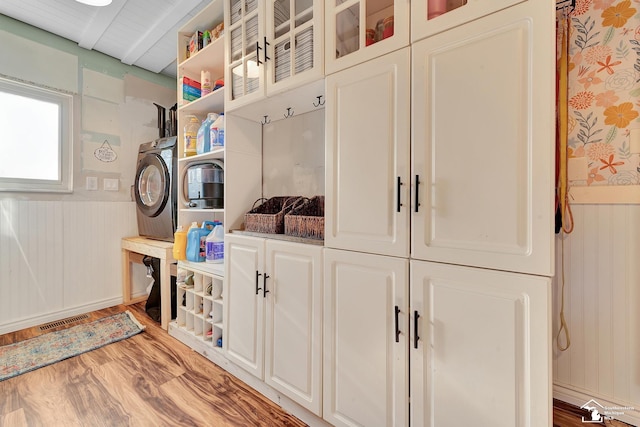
[566,0,640,187]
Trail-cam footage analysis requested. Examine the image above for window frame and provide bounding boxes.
[0,77,73,193]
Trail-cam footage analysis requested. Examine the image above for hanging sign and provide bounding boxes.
[94,140,117,162]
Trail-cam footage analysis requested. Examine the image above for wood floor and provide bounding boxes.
[0,304,634,427]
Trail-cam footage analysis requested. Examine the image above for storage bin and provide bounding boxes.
[244,196,301,234]
[284,196,324,240]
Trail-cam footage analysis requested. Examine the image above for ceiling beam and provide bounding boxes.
[78,0,127,50]
[120,0,202,67]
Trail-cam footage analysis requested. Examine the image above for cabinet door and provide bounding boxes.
[325,47,410,258]
[265,0,324,97]
[410,260,551,427]
[323,248,408,427]
[325,0,410,74]
[223,234,265,378]
[411,2,555,276]
[225,0,266,110]
[411,0,524,43]
[264,241,323,415]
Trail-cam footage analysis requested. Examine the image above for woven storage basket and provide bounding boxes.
[284,196,324,240]
[244,196,301,234]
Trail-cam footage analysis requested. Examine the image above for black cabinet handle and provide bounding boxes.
[263,274,270,297]
[414,310,420,349]
[395,306,401,343]
[256,41,262,66]
[396,177,403,213]
[415,175,420,213]
[255,270,262,295]
[263,36,270,63]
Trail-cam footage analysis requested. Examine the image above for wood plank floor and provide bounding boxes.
[0,304,634,426]
[0,303,306,427]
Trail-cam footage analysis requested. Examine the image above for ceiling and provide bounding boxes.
[0,0,212,79]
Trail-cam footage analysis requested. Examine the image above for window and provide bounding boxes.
[0,77,73,192]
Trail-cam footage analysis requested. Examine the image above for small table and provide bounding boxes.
[121,236,175,330]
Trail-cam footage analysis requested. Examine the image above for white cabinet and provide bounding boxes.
[411,1,555,276]
[224,233,323,415]
[410,260,551,427]
[325,46,410,258]
[224,0,324,113]
[411,0,522,43]
[323,248,408,427]
[324,0,410,74]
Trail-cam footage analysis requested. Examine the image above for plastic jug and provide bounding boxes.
[206,223,224,263]
[186,221,216,262]
[172,225,187,260]
[183,114,200,157]
[196,113,219,155]
[210,113,225,147]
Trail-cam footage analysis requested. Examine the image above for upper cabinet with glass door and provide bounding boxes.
[225,0,324,112]
[325,0,409,75]
[411,0,523,43]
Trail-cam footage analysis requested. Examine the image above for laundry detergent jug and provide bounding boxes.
[186,220,216,262]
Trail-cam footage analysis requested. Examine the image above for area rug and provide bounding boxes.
[0,310,145,382]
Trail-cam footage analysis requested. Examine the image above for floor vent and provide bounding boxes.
[39,314,90,331]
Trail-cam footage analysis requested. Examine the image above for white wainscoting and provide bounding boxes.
[553,204,640,425]
[0,200,138,334]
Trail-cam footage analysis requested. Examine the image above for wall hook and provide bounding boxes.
[284,107,294,119]
[313,95,325,107]
[261,115,271,125]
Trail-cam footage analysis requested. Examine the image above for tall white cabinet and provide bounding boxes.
[324,1,555,426]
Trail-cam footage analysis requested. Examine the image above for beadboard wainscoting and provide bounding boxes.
[553,204,640,425]
[0,200,138,335]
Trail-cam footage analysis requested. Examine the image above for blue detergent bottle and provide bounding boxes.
[186,221,216,262]
[196,113,219,155]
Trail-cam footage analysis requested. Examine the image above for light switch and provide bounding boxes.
[86,176,98,191]
[104,178,119,191]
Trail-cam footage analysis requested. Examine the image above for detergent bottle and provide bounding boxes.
[196,113,218,155]
[205,222,224,263]
[172,225,187,260]
[186,221,216,262]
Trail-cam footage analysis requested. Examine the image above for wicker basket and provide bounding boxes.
[284,196,324,240]
[244,196,301,234]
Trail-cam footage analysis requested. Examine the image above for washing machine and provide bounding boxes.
[134,136,177,242]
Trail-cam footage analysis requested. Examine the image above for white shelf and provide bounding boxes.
[178,260,225,277]
[178,147,225,163]
[179,86,225,114]
[179,36,226,79]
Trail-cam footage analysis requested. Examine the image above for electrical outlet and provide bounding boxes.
[104,178,119,191]
[86,176,98,191]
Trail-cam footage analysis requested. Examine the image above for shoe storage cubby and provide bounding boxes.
[176,266,224,350]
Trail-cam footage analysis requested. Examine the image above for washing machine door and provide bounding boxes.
[134,153,170,217]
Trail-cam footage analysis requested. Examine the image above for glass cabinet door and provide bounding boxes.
[225,0,265,108]
[266,0,323,95]
[326,0,409,75]
[412,0,522,43]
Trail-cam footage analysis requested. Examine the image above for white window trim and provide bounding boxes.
[0,77,73,193]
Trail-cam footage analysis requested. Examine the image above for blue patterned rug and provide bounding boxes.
[0,311,145,382]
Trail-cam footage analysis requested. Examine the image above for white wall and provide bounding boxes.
[0,16,175,332]
[553,204,640,424]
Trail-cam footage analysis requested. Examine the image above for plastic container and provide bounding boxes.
[210,113,225,148]
[206,223,224,263]
[172,226,187,260]
[183,114,200,157]
[196,113,219,155]
[201,70,212,96]
[186,221,215,262]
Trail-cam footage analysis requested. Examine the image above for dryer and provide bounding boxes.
[134,136,177,242]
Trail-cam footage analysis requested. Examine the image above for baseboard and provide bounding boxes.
[554,383,640,425]
[168,322,332,427]
[0,297,124,335]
